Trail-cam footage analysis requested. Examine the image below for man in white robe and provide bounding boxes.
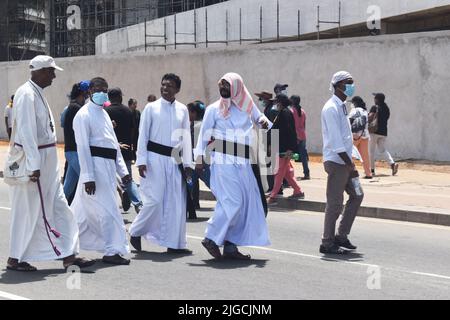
[195,73,271,260]
[129,73,193,254]
[71,77,131,265]
[6,55,93,271]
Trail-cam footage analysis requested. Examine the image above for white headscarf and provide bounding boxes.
[329,71,353,92]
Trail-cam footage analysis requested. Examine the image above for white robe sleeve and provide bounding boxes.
[15,90,40,172]
[181,107,193,169]
[194,105,216,159]
[111,125,129,178]
[73,113,95,184]
[251,104,273,131]
[136,104,151,167]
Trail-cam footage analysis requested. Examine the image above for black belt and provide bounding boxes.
[15,142,56,150]
[210,138,252,160]
[147,140,180,158]
[146,140,197,219]
[208,138,267,217]
[90,146,117,160]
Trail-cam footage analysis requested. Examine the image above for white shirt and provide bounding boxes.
[12,80,57,171]
[137,97,193,168]
[4,105,12,128]
[73,100,129,184]
[348,106,369,140]
[321,95,353,165]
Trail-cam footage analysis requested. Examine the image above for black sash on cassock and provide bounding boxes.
[147,140,197,219]
[90,146,117,160]
[209,138,268,217]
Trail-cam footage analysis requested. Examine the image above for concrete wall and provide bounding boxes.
[1,30,450,161]
[96,0,450,55]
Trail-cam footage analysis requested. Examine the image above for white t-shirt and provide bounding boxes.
[4,105,12,128]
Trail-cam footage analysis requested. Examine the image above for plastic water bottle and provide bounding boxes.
[186,176,193,189]
[351,171,363,196]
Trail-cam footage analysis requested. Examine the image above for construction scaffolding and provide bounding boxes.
[0,0,49,61]
[50,0,228,58]
[144,0,304,51]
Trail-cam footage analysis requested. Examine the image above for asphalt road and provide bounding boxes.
[0,182,449,300]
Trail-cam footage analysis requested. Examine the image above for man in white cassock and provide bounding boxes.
[6,55,94,272]
[71,77,132,265]
[129,73,193,254]
[195,72,271,260]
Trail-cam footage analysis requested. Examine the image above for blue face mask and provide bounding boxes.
[343,84,355,97]
[91,92,109,106]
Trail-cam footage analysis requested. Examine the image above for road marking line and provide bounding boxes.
[0,207,11,211]
[412,272,450,280]
[0,290,30,300]
[187,235,450,281]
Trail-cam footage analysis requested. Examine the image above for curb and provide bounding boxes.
[199,190,450,227]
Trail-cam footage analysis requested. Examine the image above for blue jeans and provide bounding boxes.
[63,151,80,203]
[296,140,310,176]
[124,160,142,206]
[189,164,211,207]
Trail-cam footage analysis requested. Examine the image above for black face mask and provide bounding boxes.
[220,88,231,99]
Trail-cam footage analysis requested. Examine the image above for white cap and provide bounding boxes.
[330,71,353,91]
[29,55,63,72]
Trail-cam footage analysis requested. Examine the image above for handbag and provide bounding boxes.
[3,119,31,185]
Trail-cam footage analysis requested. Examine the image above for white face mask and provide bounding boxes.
[280,89,288,95]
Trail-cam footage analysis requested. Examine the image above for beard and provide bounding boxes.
[220,89,231,99]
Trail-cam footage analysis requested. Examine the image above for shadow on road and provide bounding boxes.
[187,258,268,270]
[131,251,192,263]
[0,268,65,284]
[320,252,365,262]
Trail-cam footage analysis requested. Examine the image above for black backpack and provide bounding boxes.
[350,109,367,134]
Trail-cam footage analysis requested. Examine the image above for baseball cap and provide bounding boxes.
[372,92,386,102]
[255,91,273,100]
[274,83,288,92]
[29,55,63,72]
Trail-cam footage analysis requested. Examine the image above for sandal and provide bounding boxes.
[64,257,96,270]
[7,262,37,272]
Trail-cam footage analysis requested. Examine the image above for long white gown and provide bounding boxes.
[71,101,130,256]
[129,98,193,249]
[8,80,79,262]
[194,101,271,247]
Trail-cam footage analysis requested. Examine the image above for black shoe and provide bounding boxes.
[301,176,311,180]
[335,237,357,250]
[134,203,143,214]
[319,244,349,255]
[121,191,131,212]
[167,248,193,255]
[201,238,222,259]
[130,236,142,252]
[223,251,251,260]
[391,163,399,176]
[102,254,130,265]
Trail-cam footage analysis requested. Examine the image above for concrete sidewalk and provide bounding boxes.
[200,155,450,227]
[1,141,450,226]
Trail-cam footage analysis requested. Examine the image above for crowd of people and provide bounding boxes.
[2,55,399,271]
